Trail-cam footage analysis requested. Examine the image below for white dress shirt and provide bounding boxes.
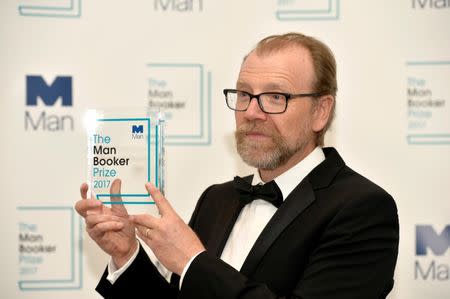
[107,147,325,288]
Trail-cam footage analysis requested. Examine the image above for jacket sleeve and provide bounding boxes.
[96,245,178,298]
[295,192,399,299]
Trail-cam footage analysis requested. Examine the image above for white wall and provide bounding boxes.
[1,0,449,298]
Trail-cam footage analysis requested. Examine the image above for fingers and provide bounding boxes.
[136,226,151,241]
[80,183,89,199]
[85,214,124,229]
[85,214,126,240]
[109,179,128,216]
[130,214,159,240]
[145,183,174,216]
[76,183,101,218]
[131,214,158,229]
[75,198,102,218]
[88,220,125,239]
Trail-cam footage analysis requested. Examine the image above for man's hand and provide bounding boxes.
[75,179,137,268]
[131,183,205,275]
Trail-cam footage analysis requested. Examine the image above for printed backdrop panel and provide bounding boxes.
[0,0,449,298]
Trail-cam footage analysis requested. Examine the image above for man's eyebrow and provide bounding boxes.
[262,83,287,91]
[236,82,289,92]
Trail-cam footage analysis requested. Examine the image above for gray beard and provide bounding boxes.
[235,123,309,170]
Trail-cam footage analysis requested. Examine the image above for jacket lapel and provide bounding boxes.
[239,147,345,276]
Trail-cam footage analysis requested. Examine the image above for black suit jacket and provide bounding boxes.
[96,147,399,299]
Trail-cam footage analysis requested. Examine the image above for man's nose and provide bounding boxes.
[243,97,267,120]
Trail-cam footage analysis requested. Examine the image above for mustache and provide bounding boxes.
[236,122,274,135]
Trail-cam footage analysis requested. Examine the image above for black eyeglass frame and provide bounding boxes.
[223,89,322,114]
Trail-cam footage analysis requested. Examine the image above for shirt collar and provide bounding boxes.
[252,146,325,201]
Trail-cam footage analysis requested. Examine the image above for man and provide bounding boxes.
[76,32,399,299]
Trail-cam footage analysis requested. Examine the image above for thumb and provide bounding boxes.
[110,179,128,216]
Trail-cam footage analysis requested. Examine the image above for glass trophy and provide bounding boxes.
[84,107,165,214]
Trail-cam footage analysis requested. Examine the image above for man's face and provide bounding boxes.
[235,46,320,170]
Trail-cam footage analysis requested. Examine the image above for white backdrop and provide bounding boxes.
[1,0,449,298]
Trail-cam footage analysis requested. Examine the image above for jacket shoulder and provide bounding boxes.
[331,165,394,202]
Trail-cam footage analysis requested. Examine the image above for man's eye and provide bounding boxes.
[269,94,283,100]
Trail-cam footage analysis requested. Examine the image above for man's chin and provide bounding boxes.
[238,148,278,169]
[240,156,279,170]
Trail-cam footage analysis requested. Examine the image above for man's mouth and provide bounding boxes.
[244,131,270,140]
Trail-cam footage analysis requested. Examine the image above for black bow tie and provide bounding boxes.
[233,176,283,208]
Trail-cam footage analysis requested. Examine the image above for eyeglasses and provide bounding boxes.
[223,89,321,114]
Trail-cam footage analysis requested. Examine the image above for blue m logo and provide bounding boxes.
[416,225,450,256]
[132,125,144,134]
[26,75,72,106]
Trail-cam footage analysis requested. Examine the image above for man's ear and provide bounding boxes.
[311,95,334,133]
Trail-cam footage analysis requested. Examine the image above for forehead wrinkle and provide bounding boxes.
[237,66,299,92]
